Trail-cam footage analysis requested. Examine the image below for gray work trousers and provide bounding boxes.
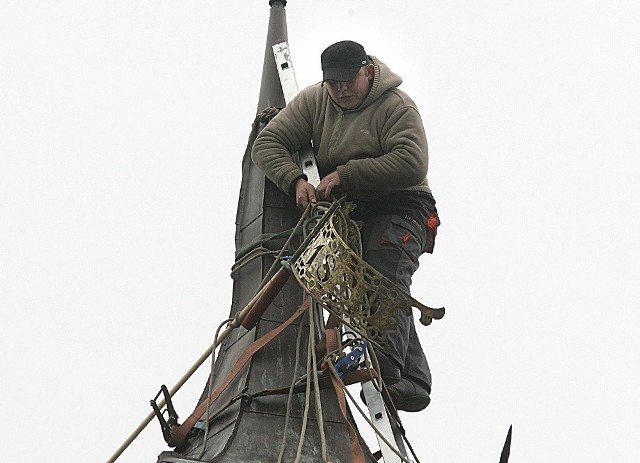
[360,213,432,390]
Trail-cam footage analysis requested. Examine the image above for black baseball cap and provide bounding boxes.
[321,40,369,82]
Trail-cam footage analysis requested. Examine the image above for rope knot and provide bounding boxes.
[256,106,282,124]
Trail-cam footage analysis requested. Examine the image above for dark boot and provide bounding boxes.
[359,377,430,413]
[386,378,431,412]
[374,351,401,385]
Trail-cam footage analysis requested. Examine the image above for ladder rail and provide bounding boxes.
[272,42,321,187]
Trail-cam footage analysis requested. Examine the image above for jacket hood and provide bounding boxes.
[359,56,403,109]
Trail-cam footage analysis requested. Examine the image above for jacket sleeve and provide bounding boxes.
[337,104,428,191]
[251,90,316,195]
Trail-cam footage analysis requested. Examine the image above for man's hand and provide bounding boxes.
[295,178,317,210]
[316,171,341,200]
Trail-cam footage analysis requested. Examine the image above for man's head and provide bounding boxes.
[321,40,375,110]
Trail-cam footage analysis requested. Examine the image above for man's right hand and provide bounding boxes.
[295,178,317,210]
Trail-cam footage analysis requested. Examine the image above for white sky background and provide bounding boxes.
[1,1,639,461]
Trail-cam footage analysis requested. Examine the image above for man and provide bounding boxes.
[252,40,439,412]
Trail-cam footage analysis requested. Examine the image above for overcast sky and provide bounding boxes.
[2,1,639,462]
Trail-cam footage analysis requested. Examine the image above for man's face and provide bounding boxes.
[325,64,374,110]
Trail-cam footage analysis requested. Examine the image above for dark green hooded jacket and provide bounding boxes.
[252,56,431,200]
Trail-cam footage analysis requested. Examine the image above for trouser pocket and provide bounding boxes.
[361,214,423,294]
[380,214,427,263]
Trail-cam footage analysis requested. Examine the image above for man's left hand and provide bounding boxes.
[316,171,341,200]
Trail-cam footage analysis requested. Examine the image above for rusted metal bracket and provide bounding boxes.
[150,384,180,444]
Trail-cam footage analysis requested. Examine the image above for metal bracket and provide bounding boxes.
[331,340,367,376]
[295,339,367,385]
[150,384,180,444]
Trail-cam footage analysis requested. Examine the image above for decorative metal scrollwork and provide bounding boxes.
[291,205,444,349]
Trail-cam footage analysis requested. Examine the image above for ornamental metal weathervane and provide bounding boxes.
[290,205,444,350]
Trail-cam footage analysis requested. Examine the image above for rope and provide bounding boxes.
[326,362,411,463]
[231,247,280,275]
[293,297,330,462]
[294,207,330,462]
[234,198,422,461]
[274,205,319,463]
[296,213,331,462]
[111,196,423,461]
[232,226,301,275]
[402,432,422,463]
[294,305,314,462]
[167,300,311,448]
[306,202,425,462]
[196,317,234,459]
[277,299,306,463]
[257,106,281,123]
[278,203,342,463]
[271,199,422,462]
[257,203,312,293]
[309,299,329,461]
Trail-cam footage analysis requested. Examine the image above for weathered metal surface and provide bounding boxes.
[157,1,375,461]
